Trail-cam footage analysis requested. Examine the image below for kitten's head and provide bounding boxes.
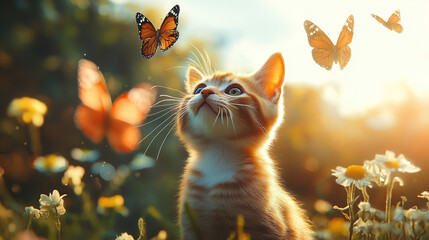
[177,53,285,150]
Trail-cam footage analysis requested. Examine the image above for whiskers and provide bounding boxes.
[138,86,185,162]
[151,85,186,96]
[227,100,268,137]
[211,99,237,138]
[186,45,215,79]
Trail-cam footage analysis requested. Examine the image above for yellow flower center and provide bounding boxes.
[98,195,124,208]
[44,155,58,170]
[384,160,400,169]
[328,217,346,236]
[345,165,365,180]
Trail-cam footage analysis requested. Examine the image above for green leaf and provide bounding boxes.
[184,202,204,240]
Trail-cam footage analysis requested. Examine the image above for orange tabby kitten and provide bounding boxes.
[177,53,312,239]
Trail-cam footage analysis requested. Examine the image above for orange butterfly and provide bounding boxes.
[74,59,157,153]
[304,15,354,70]
[136,5,180,59]
[371,10,403,33]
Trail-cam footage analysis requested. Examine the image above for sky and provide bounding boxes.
[112,0,429,116]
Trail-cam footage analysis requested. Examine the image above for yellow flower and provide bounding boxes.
[153,230,167,240]
[7,97,47,127]
[34,154,68,173]
[98,195,128,216]
[328,217,347,236]
[98,195,124,208]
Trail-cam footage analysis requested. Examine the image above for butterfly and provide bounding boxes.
[371,10,403,33]
[74,59,157,153]
[136,5,180,59]
[304,15,354,70]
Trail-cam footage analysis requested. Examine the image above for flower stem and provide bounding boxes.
[362,186,370,202]
[26,218,32,231]
[55,208,61,240]
[385,174,394,223]
[347,184,357,240]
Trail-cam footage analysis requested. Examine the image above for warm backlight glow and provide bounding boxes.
[141,0,429,116]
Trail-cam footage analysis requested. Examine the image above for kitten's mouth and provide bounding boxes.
[196,101,217,115]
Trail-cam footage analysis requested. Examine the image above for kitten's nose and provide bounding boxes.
[201,89,214,98]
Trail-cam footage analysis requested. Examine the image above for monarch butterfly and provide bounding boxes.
[74,59,157,153]
[136,5,180,59]
[371,10,403,33]
[304,15,354,70]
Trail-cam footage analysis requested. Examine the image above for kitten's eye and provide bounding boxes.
[226,87,243,96]
[193,84,206,94]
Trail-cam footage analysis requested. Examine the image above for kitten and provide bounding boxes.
[177,53,312,239]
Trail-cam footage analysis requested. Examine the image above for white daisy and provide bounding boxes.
[357,202,384,221]
[363,159,387,186]
[39,190,67,216]
[24,206,47,220]
[377,223,401,236]
[332,165,372,189]
[115,233,134,240]
[393,206,405,222]
[353,219,376,234]
[417,191,429,201]
[406,208,427,222]
[374,150,420,173]
[358,202,372,212]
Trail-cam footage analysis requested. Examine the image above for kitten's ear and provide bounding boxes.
[186,66,204,92]
[253,52,285,102]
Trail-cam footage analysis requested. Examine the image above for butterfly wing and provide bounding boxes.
[387,10,403,33]
[74,59,112,143]
[335,15,354,70]
[304,20,335,70]
[311,49,334,70]
[159,5,180,52]
[371,13,391,30]
[106,83,157,153]
[136,12,158,59]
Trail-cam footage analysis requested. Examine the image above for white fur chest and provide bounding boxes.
[188,145,241,189]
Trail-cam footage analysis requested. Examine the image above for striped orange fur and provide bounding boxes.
[177,53,312,239]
